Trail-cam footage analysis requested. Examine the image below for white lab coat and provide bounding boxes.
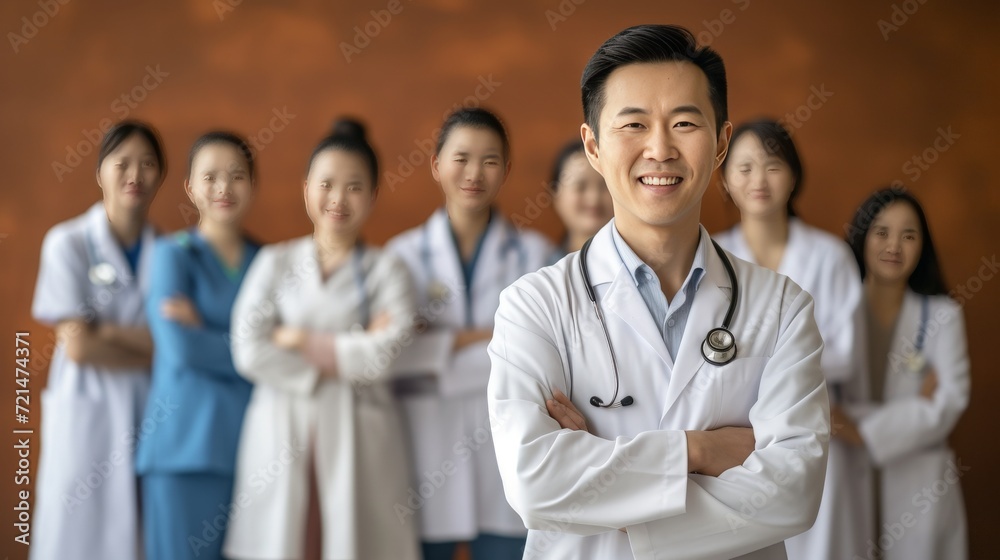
[386,208,553,541]
[852,291,969,560]
[715,219,873,560]
[223,237,420,560]
[488,221,830,560]
[30,202,155,560]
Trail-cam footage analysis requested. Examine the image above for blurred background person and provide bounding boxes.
[387,108,551,560]
[30,121,165,560]
[715,118,872,560]
[837,188,970,560]
[224,120,420,560]
[137,131,260,560]
[546,138,613,263]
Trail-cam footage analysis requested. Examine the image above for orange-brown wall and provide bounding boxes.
[1,1,997,558]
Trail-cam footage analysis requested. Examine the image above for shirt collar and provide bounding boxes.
[611,222,708,293]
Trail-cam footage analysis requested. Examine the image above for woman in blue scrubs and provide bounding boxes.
[137,131,260,560]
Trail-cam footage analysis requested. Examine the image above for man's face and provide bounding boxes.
[582,61,731,233]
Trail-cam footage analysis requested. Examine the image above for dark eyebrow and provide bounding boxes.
[670,105,706,118]
[614,105,706,119]
[615,107,649,118]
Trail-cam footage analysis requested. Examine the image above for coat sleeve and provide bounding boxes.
[230,246,320,395]
[858,300,969,467]
[326,253,418,386]
[384,235,457,380]
[488,282,692,536]
[488,280,831,559]
[32,225,92,325]
[815,245,866,388]
[146,240,241,379]
[626,287,830,559]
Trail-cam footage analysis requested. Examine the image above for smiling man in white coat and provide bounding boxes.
[487,25,830,560]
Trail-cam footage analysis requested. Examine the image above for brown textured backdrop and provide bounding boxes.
[1,0,997,558]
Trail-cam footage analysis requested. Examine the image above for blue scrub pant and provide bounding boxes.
[141,473,234,560]
[422,534,527,560]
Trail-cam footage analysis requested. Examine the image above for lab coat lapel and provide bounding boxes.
[587,221,674,369]
[135,222,157,296]
[662,231,732,415]
[884,290,920,378]
[427,209,466,323]
[87,202,132,286]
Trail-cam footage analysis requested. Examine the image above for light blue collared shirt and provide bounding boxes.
[611,225,708,361]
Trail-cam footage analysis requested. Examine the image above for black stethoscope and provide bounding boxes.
[573,236,740,408]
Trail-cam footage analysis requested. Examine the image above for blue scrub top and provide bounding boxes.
[136,229,260,475]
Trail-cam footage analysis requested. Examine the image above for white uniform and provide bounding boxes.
[223,238,420,560]
[852,291,969,560]
[488,221,830,560]
[715,219,873,559]
[30,202,155,560]
[386,209,552,542]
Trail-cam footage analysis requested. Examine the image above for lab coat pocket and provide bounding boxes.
[711,356,767,428]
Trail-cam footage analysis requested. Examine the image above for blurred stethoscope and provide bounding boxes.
[420,214,525,326]
[572,237,741,409]
[86,231,119,286]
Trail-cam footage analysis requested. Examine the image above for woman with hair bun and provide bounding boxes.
[224,118,420,560]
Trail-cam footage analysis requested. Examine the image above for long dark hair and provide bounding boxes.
[845,187,948,295]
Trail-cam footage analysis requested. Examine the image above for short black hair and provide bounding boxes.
[846,187,948,296]
[721,119,804,217]
[435,107,510,162]
[307,117,380,188]
[97,120,166,174]
[187,131,255,181]
[581,24,728,140]
[548,139,586,192]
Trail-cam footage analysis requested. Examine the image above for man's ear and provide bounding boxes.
[714,120,734,170]
[581,123,601,174]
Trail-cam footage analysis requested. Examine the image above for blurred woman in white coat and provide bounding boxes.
[546,139,614,264]
[386,108,552,560]
[714,119,872,560]
[224,119,420,560]
[837,188,969,560]
[30,121,165,560]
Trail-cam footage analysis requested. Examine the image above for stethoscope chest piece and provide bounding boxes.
[88,262,118,286]
[428,280,451,302]
[702,328,737,366]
